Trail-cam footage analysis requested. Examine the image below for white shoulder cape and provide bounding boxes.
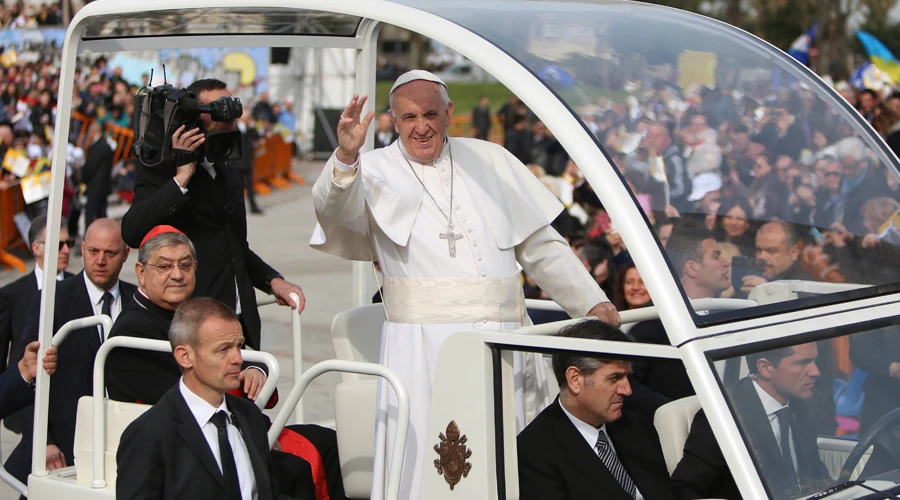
[310,137,563,261]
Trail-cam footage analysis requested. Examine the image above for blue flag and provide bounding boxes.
[788,21,818,66]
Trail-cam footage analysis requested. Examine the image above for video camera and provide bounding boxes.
[132,84,244,168]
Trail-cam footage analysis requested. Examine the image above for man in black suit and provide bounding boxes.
[18,218,137,472]
[121,78,304,351]
[517,320,675,500]
[628,228,729,416]
[0,216,72,373]
[0,215,72,481]
[471,95,491,141]
[82,121,115,229]
[106,227,266,405]
[116,298,279,500]
[373,112,398,149]
[672,342,831,499]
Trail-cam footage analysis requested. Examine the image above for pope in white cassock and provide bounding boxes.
[310,70,619,500]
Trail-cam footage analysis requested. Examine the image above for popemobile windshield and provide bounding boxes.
[14,0,900,499]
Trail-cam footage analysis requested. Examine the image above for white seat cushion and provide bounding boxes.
[73,396,151,485]
[653,396,701,475]
[334,380,378,499]
[332,304,386,383]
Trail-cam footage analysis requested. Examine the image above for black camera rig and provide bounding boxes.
[132,83,243,168]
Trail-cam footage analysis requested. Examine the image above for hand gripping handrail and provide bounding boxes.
[518,297,756,335]
[268,359,409,500]
[33,315,113,480]
[89,337,280,488]
[256,292,304,423]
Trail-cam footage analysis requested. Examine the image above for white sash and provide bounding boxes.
[382,276,525,324]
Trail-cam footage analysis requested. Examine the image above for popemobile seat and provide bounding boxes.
[72,396,151,486]
[331,304,386,499]
[653,396,702,475]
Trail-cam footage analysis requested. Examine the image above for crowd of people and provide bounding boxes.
[481,81,900,315]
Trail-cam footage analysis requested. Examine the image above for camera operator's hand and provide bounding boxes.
[336,94,375,165]
[741,274,768,294]
[172,125,205,188]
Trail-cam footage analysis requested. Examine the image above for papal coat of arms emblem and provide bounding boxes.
[433,420,472,490]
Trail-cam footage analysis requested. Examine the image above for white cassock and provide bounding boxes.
[310,137,608,500]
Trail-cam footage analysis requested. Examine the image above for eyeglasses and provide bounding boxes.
[145,260,197,274]
[35,238,75,250]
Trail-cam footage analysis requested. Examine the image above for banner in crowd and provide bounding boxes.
[0,29,67,66]
[856,31,900,83]
[109,47,269,93]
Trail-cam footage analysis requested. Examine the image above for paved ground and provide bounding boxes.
[0,159,349,497]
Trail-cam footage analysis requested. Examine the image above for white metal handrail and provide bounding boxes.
[0,440,26,495]
[86,337,280,488]
[32,315,113,480]
[256,292,304,423]
[519,298,757,336]
[268,359,409,500]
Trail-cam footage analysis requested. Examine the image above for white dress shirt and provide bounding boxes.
[83,274,122,343]
[33,266,65,290]
[752,378,798,471]
[559,399,644,499]
[179,378,257,500]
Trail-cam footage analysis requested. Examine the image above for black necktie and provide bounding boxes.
[210,410,242,500]
[775,407,798,485]
[100,292,113,318]
[594,430,637,498]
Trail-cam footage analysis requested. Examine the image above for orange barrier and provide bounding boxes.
[104,123,135,164]
[71,111,93,150]
[449,115,505,144]
[0,182,26,273]
[252,135,304,195]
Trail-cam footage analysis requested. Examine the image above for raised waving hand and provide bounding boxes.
[336,94,376,165]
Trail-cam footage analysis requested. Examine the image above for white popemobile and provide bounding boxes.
[14,0,900,499]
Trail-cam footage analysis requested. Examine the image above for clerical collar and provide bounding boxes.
[397,135,450,167]
[135,289,177,320]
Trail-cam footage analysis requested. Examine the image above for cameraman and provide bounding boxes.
[121,79,305,351]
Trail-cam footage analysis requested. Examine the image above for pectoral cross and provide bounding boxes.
[440,224,463,258]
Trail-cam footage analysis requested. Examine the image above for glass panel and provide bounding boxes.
[81,8,361,39]
[712,325,900,498]
[395,0,900,324]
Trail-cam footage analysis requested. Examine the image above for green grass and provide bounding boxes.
[374,80,513,117]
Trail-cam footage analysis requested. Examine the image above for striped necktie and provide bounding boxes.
[595,429,637,498]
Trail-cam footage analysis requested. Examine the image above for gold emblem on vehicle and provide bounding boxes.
[434,420,472,490]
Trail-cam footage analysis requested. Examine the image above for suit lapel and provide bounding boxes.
[228,398,271,499]
[171,390,227,491]
[548,403,633,500]
[732,379,790,487]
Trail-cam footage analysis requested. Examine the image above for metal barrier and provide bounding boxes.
[32,315,114,482]
[267,359,409,500]
[87,337,279,488]
[257,292,304,424]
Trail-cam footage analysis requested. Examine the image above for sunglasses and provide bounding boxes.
[36,238,75,250]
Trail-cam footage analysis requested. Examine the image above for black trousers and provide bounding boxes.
[84,195,107,229]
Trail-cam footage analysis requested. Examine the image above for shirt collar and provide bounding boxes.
[34,266,65,290]
[179,377,232,429]
[83,272,120,306]
[396,135,450,167]
[752,377,789,416]
[559,398,604,450]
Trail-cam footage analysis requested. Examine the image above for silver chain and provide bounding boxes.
[401,138,455,226]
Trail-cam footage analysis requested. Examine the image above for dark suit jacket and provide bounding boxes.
[121,159,280,350]
[373,130,398,149]
[19,273,137,464]
[0,365,35,420]
[517,399,674,500]
[672,378,829,500]
[116,386,277,500]
[627,319,695,416]
[82,137,115,200]
[0,271,39,374]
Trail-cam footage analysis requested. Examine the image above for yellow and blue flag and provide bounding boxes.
[856,31,900,83]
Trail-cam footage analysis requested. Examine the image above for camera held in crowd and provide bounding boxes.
[132,83,243,169]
